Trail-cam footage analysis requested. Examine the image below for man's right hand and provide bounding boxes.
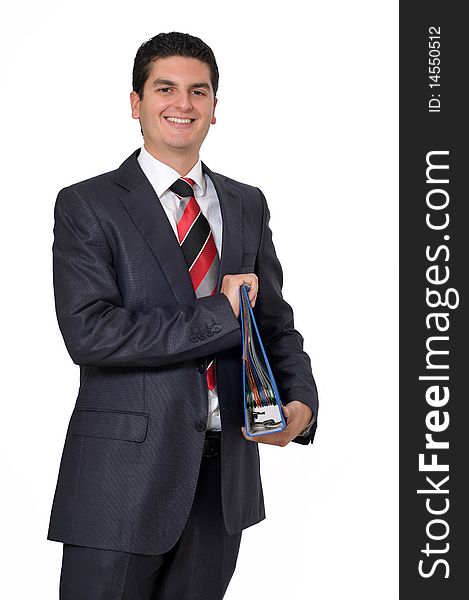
[221,273,258,318]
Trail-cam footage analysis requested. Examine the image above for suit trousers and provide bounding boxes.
[59,432,242,600]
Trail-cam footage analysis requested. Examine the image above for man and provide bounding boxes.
[48,32,318,600]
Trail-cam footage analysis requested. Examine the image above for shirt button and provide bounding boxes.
[195,420,207,432]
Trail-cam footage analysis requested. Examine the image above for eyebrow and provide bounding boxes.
[152,78,211,90]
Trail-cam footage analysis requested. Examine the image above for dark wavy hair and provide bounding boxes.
[132,32,219,99]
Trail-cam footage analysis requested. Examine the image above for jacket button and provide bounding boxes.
[189,334,198,343]
[195,420,206,432]
[213,324,221,333]
[197,331,206,340]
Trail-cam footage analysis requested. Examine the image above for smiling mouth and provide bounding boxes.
[165,117,195,124]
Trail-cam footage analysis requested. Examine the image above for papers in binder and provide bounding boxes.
[240,284,286,436]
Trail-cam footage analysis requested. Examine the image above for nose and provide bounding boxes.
[174,90,193,112]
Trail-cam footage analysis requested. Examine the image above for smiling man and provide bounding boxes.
[48,32,318,600]
[131,56,216,174]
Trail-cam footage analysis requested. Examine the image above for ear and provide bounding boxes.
[211,97,218,125]
[130,91,141,119]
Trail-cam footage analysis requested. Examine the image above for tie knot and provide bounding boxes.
[169,177,195,198]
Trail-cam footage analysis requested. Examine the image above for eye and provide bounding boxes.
[157,87,173,94]
[191,89,206,96]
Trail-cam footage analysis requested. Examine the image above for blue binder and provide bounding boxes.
[239,284,286,437]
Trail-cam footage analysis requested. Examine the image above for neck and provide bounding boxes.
[143,143,199,176]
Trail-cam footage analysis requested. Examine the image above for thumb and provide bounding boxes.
[282,404,290,418]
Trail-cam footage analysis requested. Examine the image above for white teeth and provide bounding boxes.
[166,117,193,124]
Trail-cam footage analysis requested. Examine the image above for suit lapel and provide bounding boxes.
[115,151,244,303]
[116,151,196,305]
[202,163,243,292]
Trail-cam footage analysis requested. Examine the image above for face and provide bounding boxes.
[130,56,217,162]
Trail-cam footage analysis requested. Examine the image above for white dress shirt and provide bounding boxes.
[138,146,223,431]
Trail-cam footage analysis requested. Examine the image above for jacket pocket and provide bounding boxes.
[76,366,145,413]
[70,408,149,442]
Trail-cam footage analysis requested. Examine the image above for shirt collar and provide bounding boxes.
[138,146,206,197]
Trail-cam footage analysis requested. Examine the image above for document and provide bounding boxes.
[239,284,286,436]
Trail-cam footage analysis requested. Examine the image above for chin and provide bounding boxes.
[166,138,197,151]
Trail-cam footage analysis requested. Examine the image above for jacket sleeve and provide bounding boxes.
[253,189,319,445]
[52,187,241,367]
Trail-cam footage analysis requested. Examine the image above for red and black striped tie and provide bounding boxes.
[170,177,219,392]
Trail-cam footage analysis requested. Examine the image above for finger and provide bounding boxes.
[241,427,254,442]
[262,437,289,446]
[281,410,304,432]
[242,427,282,445]
[243,274,257,289]
[248,285,258,306]
[253,432,290,446]
[283,408,299,428]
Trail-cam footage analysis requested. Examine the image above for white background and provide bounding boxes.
[0,1,398,598]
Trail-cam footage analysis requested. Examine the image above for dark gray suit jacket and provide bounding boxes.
[47,149,318,555]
